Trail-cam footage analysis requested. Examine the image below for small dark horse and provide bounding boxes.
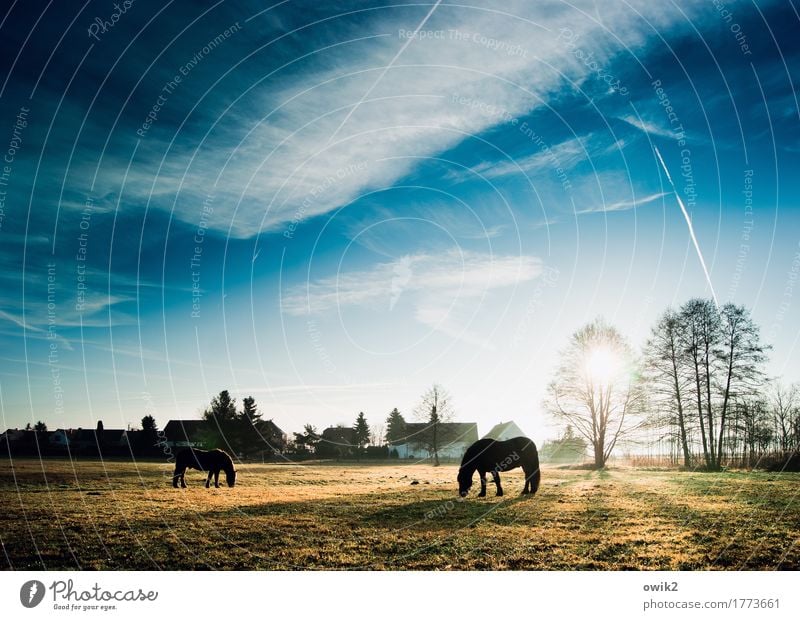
[173,448,236,488]
[458,437,540,498]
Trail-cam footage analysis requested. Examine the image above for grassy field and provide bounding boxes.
[1,457,799,570]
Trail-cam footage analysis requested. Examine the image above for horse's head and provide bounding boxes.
[457,467,473,497]
[226,468,237,487]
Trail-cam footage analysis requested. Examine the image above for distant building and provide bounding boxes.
[482,421,528,441]
[0,429,29,446]
[391,422,479,460]
[163,420,208,450]
[1,423,134,456]
[49,429,71,449]
[68,427,129,452]
[259,419,288,454]
[238,419,287,459]
[0,417,283,459]
[0,429,50,454]
[317,426,356,458]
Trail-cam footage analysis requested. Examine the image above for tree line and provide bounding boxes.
[546,298,798,470]
[200,390,284,457]
[290,384,456,463]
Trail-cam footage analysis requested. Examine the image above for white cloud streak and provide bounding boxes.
[93,0,717,237]
[654,146,719,306]
[282,250,542,346]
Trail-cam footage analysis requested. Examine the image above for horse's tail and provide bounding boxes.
[526,439,541,495]
[531,466,541,495]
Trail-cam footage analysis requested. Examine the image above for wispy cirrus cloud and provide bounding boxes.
[282,251,541,315]
[283,250,543,349]
[617,114,675,139]
[282,250,541,346]
[80,0,720,237]
[599,191,668,212]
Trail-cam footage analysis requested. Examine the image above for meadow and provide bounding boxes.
[1,458,799,570]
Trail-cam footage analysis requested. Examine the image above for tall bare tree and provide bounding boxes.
[370,423,385,447]
[414,384,455,466]
[545,319,646,468]
[678,299,768,470]
[643,308,693,466]
[714,303,768,466]
[679,299,719,469]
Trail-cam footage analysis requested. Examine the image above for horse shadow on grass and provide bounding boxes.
[203,491,534,532]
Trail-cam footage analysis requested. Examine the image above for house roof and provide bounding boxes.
[261,419,285,438]
[397,422,478,446]
[320,426,355,445]
[163,419,207,442]
[69,428,127,443]
[482,421,528,441]
[0,429,52,443]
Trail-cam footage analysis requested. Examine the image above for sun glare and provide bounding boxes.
[585,345,622,385]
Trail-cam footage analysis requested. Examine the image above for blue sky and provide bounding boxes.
[0,0,798,440]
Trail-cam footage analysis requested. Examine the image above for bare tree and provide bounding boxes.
[733,397,772,467]
[769,381,798,453]
[545,319,646,468]
[679,298,719,469]
[370,423,385,447]
[643,308,693,467]
[678,299,768,469]
[714,303,768,465]
[414,384,455,466]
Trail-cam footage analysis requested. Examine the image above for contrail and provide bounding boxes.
[326,0,443,146]
[654,146,719,307]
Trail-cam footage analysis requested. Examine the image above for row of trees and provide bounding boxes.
[202,391,283,457]
[21,421,49,432]
[289,385,456,464]
[546,298,797,470]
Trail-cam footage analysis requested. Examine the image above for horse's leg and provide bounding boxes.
[491,470,503,496]
[214,469,220,488]
[205,471,213,488]
[174,466,187,488]
[478,469,487,497]
[522,466,533,494]
[181,470,187,488]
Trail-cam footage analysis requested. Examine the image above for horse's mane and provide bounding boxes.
[216,449,235,475]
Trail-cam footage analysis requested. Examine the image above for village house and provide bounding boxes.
[163,419,208,450]
[482,420,528,441]
[390,422,479,460]
[317,426,357,458]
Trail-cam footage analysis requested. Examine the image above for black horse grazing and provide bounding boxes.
[458,437,540,498]
[173,448,236,488]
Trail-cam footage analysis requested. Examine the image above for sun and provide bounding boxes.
[584,344,622,385]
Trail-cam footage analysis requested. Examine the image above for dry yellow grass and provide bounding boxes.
[1,458,799,570]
